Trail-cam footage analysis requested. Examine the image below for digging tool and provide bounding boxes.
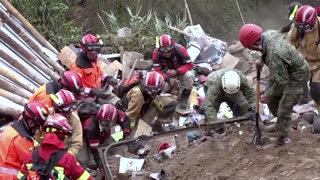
[252,67,262,145]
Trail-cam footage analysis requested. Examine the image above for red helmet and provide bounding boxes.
[143,71,164,88]
[43,113,72,135]
[159,34,175,53]
[79,34,103,52]
[60,71,83,95]
[294,5,317,31]
[96,104,117,122]
[24,102,49,126]
[239,24,263,48]
[52,89,77,112]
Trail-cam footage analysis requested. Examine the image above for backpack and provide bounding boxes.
[115,72,143,98]
[24,148,67,180]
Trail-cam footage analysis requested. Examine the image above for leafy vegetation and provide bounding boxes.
[10,0,83,50]
[97,4,188,58]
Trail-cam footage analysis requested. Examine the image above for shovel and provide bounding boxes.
[252,67,262,145]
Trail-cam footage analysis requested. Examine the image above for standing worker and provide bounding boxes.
[239,24,310,146]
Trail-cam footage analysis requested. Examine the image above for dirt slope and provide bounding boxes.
[161,125,320,180]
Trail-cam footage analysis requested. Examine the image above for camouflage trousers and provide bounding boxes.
[268,92,301,137]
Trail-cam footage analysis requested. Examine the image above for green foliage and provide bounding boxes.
[10,0,82,50]
[97,5,188,59]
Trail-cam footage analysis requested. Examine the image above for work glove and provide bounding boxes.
[88,88,111,99]
[246,107,256,121]
[102,76,117,89]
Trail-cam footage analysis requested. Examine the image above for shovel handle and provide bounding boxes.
[256,68,261,112]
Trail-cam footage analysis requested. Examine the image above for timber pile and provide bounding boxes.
[0,0,64,118]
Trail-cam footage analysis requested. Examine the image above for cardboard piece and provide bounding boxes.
[100,60,122,77]
[133,119,152,138]
[58,46,77,69]
[219,52,240,70]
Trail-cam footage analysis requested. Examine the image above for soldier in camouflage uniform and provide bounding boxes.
[204,69,256,132]
[240,24,310,146]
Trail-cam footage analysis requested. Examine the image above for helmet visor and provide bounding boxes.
[85,44,102,52]
[159,46,173,53]
[144,85,161,96]
[60,102,77,113]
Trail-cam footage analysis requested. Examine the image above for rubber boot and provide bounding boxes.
[87,153,97,170]
[177,89,192,110]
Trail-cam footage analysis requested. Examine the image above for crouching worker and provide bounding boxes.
[18,114,93,180]
[204,69,256,133]
[82,104,131,171]
[0,102,49,180]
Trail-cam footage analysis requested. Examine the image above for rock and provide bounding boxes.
[123,51,153,70]
[313,115,320,133]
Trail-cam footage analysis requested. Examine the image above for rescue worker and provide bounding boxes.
[288,5,320,109]
[82,104,131,170]
[0,102,49,179]
[153,34,194,109]
[280,2,302,33]
[116,71,165,127]
[18,113,93,180]
[70,33,116,89]
[34,89,83,156]
[239,24,310,146]
[204,69,256,133]
[29,70,83,108]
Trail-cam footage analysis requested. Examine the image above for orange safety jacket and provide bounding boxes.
[29,80,61,108]
[70,52,103,89]
[0,121,35,180]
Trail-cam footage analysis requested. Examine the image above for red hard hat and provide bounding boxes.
[79,34,103,52]
[143,71,164,89]
[294,5,317,30]
[159,34,175,47]
[24,102,49,126]
[239,24,263,48]
[60,71,83,95]
[96,104,117,122]
[52,89,77,112]
[43,113,72,135]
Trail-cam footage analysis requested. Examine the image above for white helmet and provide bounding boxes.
[221,71,240,94]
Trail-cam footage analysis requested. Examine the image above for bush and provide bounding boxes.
[10,0,83,50]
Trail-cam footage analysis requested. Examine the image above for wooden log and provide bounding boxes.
[0,103,22,119]
[0,28,60,80]
[0,48,47,85]
[0,79,32,99]
[0,0,59,54]
[0,66,36,93]
[0,89,28,105]
[0,10,64,74]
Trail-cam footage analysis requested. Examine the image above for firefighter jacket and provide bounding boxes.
[204,69,256,121]
[34,110,83,156]
[82,110,131,168]
[70,51,104,89]
[18,132,93,180]
[288,16,320,81]
[153,43,194,79]
[0,121,36,180]
[29,80,61,108]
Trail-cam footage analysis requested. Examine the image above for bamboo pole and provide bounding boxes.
[0,0,59,54]
[0,89,28,105]
[184,0,193,25]
[0,10,64,74]
[0,48,47,85]
[0,66,36,93]
[0,79,32,99]
[168,26,188,36]
[0,103,22,119]
[0,28,60,80]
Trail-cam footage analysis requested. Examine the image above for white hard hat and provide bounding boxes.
[221,71,240,94]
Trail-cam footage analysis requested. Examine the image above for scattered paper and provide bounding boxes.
[197,87,205,97]
[239,131,243,135]
[119,157,145,173]
[179,117,188,126]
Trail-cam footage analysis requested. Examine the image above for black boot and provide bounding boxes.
[177,89,192,110]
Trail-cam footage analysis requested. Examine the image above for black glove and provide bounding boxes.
[89,88,110,99]
[102,76,117,89]
[247,107,256,121]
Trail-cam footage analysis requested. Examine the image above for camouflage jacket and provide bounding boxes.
[204,69,256,121]
[262,30,310,96]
